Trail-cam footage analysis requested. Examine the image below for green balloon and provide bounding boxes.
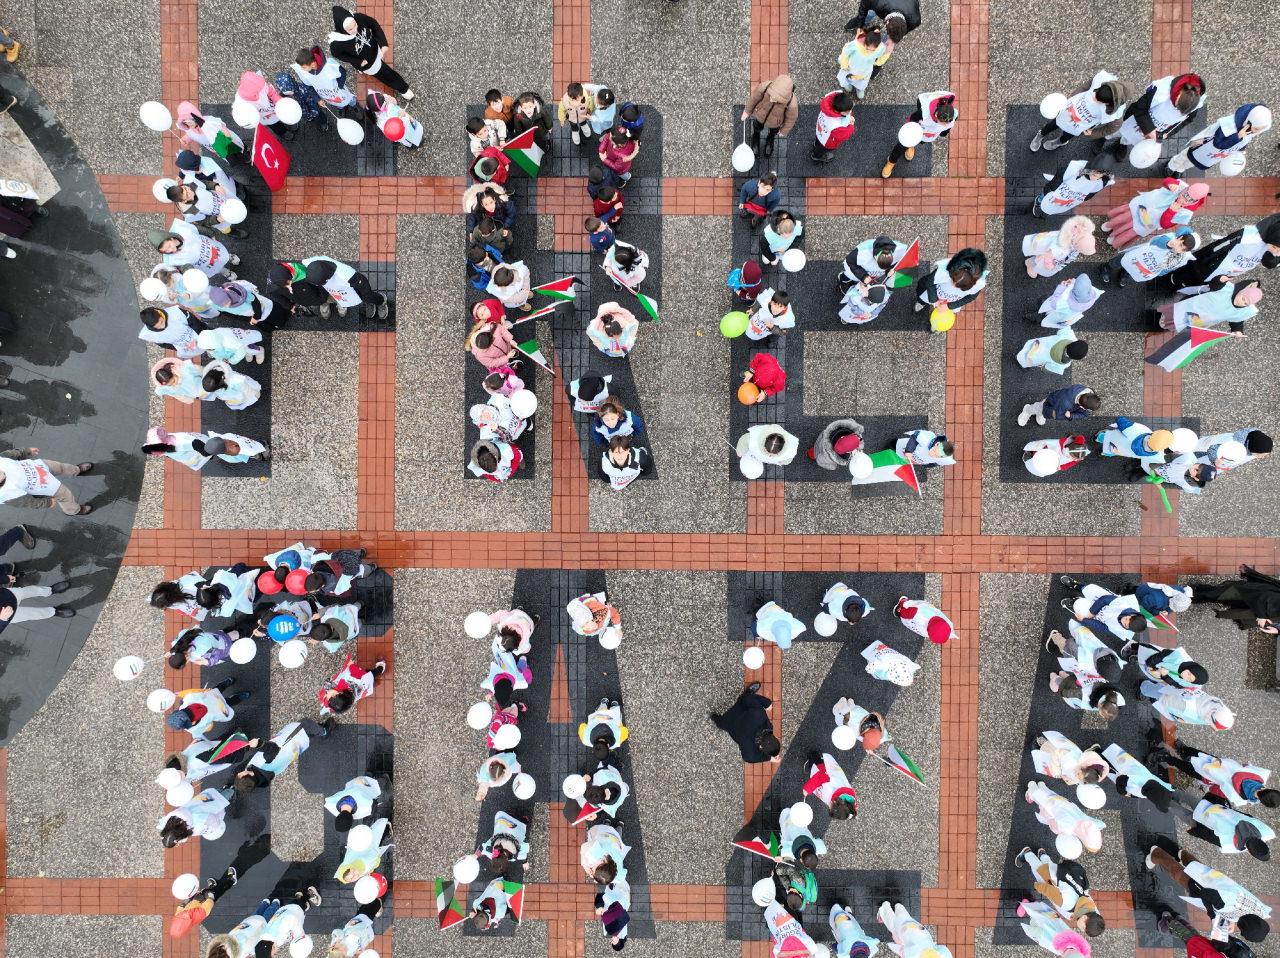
[720,311,750,338]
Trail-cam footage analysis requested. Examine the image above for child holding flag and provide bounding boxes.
[603,241,650,291]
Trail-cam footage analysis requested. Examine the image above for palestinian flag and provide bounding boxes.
[1141,609,1179,632]
[601,262,660,322]
[503,128,545,178]
[1145,327,1234,372]
[881,743,927,787]
[532,276,577,301]
[211,129,242,159]
[732,833,781,861]
[205,732,251,763]
[887,237,920,288]
[435,878,466,930]
[635,292,660,323]
[850,449,921,497]
[502,881,525,925]
[515,335,555,376]
[523,303,560,321]
[573,802,601,825]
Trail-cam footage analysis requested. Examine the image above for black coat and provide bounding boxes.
[855,0,921,33]
[328,6,389,72]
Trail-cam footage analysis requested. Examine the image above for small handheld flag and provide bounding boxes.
[435,878,467,930]
[573,802,601,825]
[732,833,782,861]
[1145,327,1234,372]
[515,336,555,376]
[503,128,545,178]
[502,880,525,925]
[885,237,921,289]
[1141,609,1179,631]
[602,262,661,322]
[850,449,921,497]
[877,743,927,787]
[532,276,577,301]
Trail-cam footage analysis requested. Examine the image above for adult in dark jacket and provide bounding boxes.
[1191,565,1280,634]
[1166,216,1280,293]
[710,682,781,763]
[328,6,415,98]
[844,0,921,39]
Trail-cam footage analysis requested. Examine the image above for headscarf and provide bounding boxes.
[1214,103,1271,149]
[176,101,204,128]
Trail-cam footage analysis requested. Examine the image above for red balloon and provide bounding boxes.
[384,117,405,142]
[284,568,311,595]
[257,571,283,595]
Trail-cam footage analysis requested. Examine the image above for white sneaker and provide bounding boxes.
[336,304,348,318]
[1017,404,1033,427]
[402,89,415,102]
[583,125,594,139]
[571,127,580,145]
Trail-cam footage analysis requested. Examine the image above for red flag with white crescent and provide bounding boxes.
[252,122,291,192]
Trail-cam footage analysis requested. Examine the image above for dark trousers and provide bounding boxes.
[748,120,778,153]
[1038,118,1077,147]
[349,271,386,306]
[811,136,834,161]
[0,525,26,556]
[367,61,410,95]
[888,105,925,164]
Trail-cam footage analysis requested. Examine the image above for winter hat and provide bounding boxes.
[1147,430,1174,452]
[740,259,763,286]
[1068,274,1100,311]
[207,284,248,308]
[166,709,194,731]
[1246,431,1272,454]
[175,150,201,172]
[1185,182,1211,202]
[148,229,182,250]
[202,437,228,456]
[1236,283,1263,305]
[237,71,267,100]
[872,236,897,259]
[833,433,862,456]
[926,616,952,645]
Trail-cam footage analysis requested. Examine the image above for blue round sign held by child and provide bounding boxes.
[267,614,300,643]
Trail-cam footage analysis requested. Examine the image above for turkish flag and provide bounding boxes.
[252,123,291,192]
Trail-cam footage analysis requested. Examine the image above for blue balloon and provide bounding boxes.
[267,615,299,643]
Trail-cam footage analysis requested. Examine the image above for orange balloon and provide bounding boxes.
[737,382,761,405]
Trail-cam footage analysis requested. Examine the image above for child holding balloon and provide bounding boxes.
[367,90,423,147]
[882,91,957,178]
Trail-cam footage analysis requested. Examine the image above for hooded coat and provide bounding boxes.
[745,75,799,135]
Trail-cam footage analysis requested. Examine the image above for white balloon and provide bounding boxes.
[1055,832,1084,860]
[166,782,195,807]
[181,268,209,295]
[147,688,176,713]
[1129,139,1162,169]
[220,197,247,225]
[229,637,258,664]
[346,824,374,852]
[464,611,492,639]
[155,767,182,789]
[1076,783,1106,810]
[562,774,588,800]
[139,100,173,132]
[231,99,260,130]
[278,639,308,669]
[813,612,839,637]
[467,701,494,730]
[1169,427,1199,455]
[732,142,756,173]
[512,772,536,799]
[113,655,146,681]
[781,248,807,273]
[739,455,765,479]
[171,873,200,899]
[336,117,366,145]
[288,936,314,958]
[509,389,538,419]
[742,646,766,670]
[897,121,924,148]
[1219,152,1247,176]
[832,724,859,751]
[599,626,622,650]
[1030,448,1060,476]
[1039,93,1068,120]
[813,946,832,958]
[358,951,381,958]
[1217,441,1248,466]
[152,178,178,203]
[492,723,521,751]
[275,97,303,126]
[788,801,814,828]
[353,875,384,905]
[139,277,168,302]
[452,854,480,884]
[848,450,873,480]
[751,876,777,906]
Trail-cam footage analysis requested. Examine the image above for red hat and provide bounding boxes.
[926,616,952,645]
[257,570,283,595]
[740,260,763,285]
[284,568,311,595]
[833,433,863,456]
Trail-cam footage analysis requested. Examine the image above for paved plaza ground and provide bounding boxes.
[0,0,1279,954]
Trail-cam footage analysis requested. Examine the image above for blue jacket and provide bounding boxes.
[466,197,517,232]
[1044,384,1094,420]
[738,181,781,214]
[589,227,616,254]
[591,410,645,445]
[468,243,503,290]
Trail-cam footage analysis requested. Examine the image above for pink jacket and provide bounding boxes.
[471,323,517,370]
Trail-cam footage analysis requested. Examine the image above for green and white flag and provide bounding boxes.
[503,128,545,178]
[1145,327,1234,372]
[851,449,921,496]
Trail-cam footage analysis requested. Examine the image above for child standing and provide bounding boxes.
[593,186,624,227]
[915,248,988,316]
[837,23,889,100]
[603,241,649,290]
[599,436,651,489]
[747,288,795,340]
[760,210,803,265]
[1103,179,1209,249]
[591,397,645,445]
[1023,216,1096,278]
[1037,274,1103,329]
[367,91,422,147]
[587,303,639,356]
[1017,329,1089,375]
[812,90,856,162]
[467,116,506,156]
[738,171,780,229]
[484,89,514,125]
[884,91,957,177]
[598,127,639,182]
[558,82,593,144]
[585,216,615,254]
[1099,227,1198,287]
[585,85,617,136]
[469,439,523,482]
[1033,160,1113,218]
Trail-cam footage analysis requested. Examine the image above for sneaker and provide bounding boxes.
[746,681,762,693]
[1044,629,1063,652]
[1031,201,1045,219]
[76,462,93,474]
[54,606,75,618]
[1017,404,1034,427]
[319,303,333,319]
[305,885,322,908]
[225,866,238,885]
[76,504,93,515]
[376,302,389,319]
[1117,271,1130,289]
[229,255,241,267]
[1029,131,1044,152]
[1059,575,1081,589]
[881,160,895,179]
[1060,598,1075,613]
[904,147,916,161]
[402,89,415,102]
[1144,847,1157,871]
[913,301,924,312]
[222,269,237,281]
[598,697,610,710]
[372,658,387,677]
[5,41,20,64]
[583,125,594,139]
[571,127,581,145]
[18,524,35,549]
[1099,266,1113,285]
[50,580,70,594]
[1043,136,1065,152]
[228,228,249,239]
[254,446,271,462]
[336,305,348,318]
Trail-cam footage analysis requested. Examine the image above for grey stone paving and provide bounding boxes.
[396,917,550,954]
[6,566,165,879]
[202,330,359,529]
[976,926,1140,958]
[5,915,163,958]
[586,920,745,957]
[395,215,553,531]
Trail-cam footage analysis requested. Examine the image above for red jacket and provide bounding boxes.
[472,146,510,185]
[593,193,624,223]
[816,92,856,150]
[748,353,787,395]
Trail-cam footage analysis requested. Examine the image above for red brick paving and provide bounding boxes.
[7,0,1261,954]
